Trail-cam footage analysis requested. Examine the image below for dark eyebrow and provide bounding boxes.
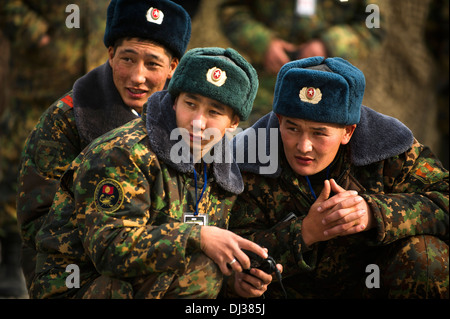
[118,48,138,55]
[185,93,200,101]
[185,93,227,111]
[285,119,328,132]
[286,119,299,127]
[118,48,165,62]
[311,126,328,132]
[210,102,226,112]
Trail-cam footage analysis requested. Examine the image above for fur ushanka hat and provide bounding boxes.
[168,47,259,121]
[103,0,191,59]
[273,56,366,125]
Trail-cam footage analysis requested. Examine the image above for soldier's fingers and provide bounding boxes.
[329,178,346,194]
[241,271,269,290]
[323,209,366,226]
[337,223,367,237]
[276,263,283,274]
[323,219,365,238]
[226,256,243,274]
[317,179,331,203]
[236,238,268,269]
[247,268,273,284]
[221,263,233,276]
[236,276,267,298]
[329,195,363,212]
[318,190,359,212]
[232,247,252,271]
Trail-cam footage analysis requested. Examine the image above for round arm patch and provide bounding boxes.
[94,179,125,213]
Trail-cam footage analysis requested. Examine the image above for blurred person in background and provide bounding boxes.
[0,0,109,298]
[218,0,384,125]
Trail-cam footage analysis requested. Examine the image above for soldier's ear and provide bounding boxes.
[275,113,283,125]
[228,114,240,131]
[108,46,115,67]
[166,57,179,80]
[341,124,357,145]
[173,96,179,111]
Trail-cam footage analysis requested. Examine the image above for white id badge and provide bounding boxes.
[183,213,209,226]
[296,0,316,16]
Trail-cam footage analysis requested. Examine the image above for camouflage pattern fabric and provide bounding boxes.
[31,92,240,298]
[17,60,138,288]
[17,93,80,251]
[0,0,108,235]
[229,112,449,298]
[17,61,138,251]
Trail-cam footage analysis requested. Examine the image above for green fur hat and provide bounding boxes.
[273,56,366,125]
[168,47,258,121]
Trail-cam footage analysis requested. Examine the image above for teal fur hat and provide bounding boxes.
[168,47,258,121]
[273,56,366,125]
[103,0,191,58]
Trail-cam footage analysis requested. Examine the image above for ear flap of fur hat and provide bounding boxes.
[273,56,365,125]
[168,47,258,121]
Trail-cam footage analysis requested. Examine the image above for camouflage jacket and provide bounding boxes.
[219,0,384,66]
[230,107,449,278]
[17,62,137,250]
[32,90,243,298]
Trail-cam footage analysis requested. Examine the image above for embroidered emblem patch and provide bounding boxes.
[207,67,227,87]
[414,162,437,184]
[299,87,322,104]
[146,7,164,24]
[94,179,124,213]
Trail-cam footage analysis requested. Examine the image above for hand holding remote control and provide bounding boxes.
[241,249,287,298]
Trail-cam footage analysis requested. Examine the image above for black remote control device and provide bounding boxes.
[242,249,277,274]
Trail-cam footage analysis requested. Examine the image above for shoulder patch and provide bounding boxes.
[94,179,125,213]
[414,162,438,184]
[61,94,73,108]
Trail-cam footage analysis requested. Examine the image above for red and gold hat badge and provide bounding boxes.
[207,67,227,87]
[299,87,322,104]
[146,7,164,25]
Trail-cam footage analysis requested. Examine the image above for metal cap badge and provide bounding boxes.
[146,7,164,24]
[300,87,322,104]
[207,67,227,87]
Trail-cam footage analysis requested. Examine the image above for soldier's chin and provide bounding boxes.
[124,97,147,113]
[190,143,213,162]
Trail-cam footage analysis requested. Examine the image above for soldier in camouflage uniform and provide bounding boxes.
[31,47,277,299]
[16,0,191,292]
[229,57,449,298]
[218,0,384,125]
[0,0,109,298]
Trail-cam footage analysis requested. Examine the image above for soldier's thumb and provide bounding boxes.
[330,178,346,194]
[317,179,331,203]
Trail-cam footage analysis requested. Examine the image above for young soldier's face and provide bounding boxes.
[109,38,178,114]
[277,115,356,176]
[174,92,239,156]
